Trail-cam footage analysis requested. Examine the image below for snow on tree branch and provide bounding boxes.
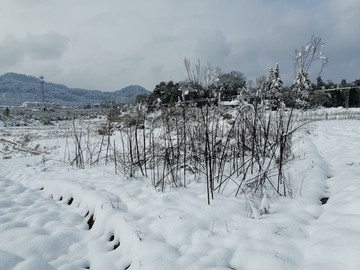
[293,35,328,78]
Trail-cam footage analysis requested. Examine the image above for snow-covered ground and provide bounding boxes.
[0,116,360,269]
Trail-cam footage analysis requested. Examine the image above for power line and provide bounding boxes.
[313,86,360,92]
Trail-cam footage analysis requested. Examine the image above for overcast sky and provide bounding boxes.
[0,0,359,91]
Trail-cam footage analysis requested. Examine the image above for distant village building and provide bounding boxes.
[21,102,62,109]
[22,102,43,108]
[218,100,241,107]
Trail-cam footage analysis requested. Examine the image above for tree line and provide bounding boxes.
[141,36,360,109]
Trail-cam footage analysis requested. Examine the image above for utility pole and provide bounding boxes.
[345,89,350,109]
[39,75,45,110]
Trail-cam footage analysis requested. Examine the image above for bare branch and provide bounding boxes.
[293,35,328,78]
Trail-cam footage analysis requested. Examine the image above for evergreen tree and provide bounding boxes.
[316,76,326,90]
[339,79,349,88]
[217,71,247,100]
[265,64,283,110]
[265,67,274,96]
[146,81,181,107]
[272,63,283,92]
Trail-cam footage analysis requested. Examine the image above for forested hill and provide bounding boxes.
[0,72,150,107]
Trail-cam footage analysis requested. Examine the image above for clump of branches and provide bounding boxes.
[66,114,117,169]
[65,101,304,207]
[114,105,147,178]
[67,120,86,169]
[118,103,302,204]
[293,35,328,79]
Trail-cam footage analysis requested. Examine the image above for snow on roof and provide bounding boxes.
[218,100,240,106]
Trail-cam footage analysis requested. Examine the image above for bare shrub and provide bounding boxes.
[65,102,305,206]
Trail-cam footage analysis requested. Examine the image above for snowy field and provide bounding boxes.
[0,111,360,269]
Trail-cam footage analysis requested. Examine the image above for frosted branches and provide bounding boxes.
[293,35,328,78]
[183,57,220,89]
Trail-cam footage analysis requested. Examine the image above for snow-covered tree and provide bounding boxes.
[292,71,311,108]
[266,67,275,96]
[265,63,283,110]
[273,63,283,91]
[217,71,247,100]
[292,35,328,108]
[146,81,181,107]
[293,35,327,78]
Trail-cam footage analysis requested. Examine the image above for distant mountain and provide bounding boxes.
[0,72,151,107]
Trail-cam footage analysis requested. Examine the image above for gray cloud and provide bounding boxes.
[0,32,68,69]
[194,30,232,64]
[25,32,68,59]
[0,0,359,91]
[0,36,23,68]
